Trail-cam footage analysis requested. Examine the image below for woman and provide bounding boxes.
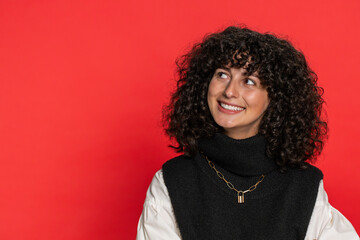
[136,26,359,239]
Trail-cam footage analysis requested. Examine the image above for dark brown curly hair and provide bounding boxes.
[163,26,328,170]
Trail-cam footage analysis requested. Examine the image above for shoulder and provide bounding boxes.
[162,154,202,191]
[162,154,197,175]
[287,163,323,184]
[303,163,323,177]
[278,164,324,203]
[163,154,193,168]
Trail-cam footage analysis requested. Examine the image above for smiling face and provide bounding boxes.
[207,67,270,139]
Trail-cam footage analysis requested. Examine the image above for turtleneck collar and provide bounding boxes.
[197,133,277,176]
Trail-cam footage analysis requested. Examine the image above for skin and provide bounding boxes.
[207,67,270,139]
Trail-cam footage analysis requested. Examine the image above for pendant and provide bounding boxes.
[237,192,244,203]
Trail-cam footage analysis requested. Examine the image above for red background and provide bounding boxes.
[0,0,359,239]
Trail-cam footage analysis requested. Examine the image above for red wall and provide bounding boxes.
[0,0,359,239]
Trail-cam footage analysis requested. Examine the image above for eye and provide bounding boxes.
[245,78,255,85]
[217,72,229,79]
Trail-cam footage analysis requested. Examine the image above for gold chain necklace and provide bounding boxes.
[202,153,265,204]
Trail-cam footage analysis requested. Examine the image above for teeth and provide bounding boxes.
[220,102,244,111]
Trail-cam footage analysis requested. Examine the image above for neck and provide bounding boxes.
[198,133,277,176]
[224,130,258,140]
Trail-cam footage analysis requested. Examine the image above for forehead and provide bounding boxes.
[219,52,259,76]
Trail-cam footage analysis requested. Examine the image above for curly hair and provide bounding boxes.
[163,26,328,170]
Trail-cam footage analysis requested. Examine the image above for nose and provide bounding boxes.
[223,79,239,98]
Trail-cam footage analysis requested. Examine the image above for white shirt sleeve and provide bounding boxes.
[136,170,181,240]
[137,170,359,240]
[305,180,359,240]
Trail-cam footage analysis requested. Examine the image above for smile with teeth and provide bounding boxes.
[219,102,245,111]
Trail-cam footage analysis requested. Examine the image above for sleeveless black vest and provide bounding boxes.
[163,134,323,240]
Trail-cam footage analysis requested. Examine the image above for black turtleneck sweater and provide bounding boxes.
[162,134,323,240]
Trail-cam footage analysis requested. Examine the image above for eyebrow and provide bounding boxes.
[250,72,260,78]
[218,66,231,71]
[217,67,260,78]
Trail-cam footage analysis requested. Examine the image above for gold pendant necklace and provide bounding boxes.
[202,153,265,204]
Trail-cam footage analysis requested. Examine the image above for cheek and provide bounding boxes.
[207,80,215,94]
[247,91,269,110]
[260,94,270,111]
[207,80,221,116]
[207,80,217,101]
[208,79,224,97]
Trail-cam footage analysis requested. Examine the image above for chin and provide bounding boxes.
[215,120,237,130]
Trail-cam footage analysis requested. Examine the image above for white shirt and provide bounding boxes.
[137,170,359,240]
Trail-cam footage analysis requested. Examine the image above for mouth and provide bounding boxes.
[218,101,245,112]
